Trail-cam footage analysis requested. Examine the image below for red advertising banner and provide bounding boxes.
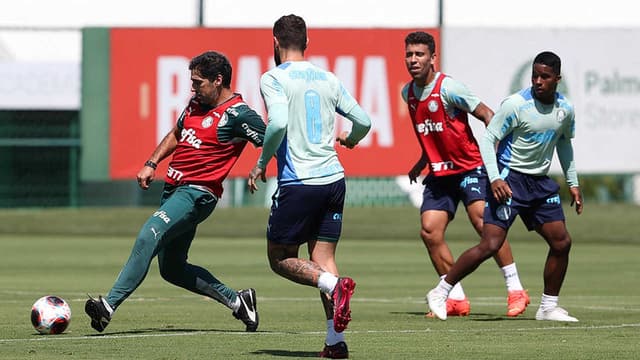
[109,28,440,179]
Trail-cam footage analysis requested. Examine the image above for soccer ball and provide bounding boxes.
[30,295,71,334]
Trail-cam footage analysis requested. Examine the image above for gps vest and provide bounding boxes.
[407,74,483,176]
[165,95,247,197]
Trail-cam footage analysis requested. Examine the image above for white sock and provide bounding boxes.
[442,275,466,300]
[435,278,454,297]
[540,294,559,311]
[501,263,524,291]
[325,319,345,345]
[101,297,114,315]
[318,272,339,294]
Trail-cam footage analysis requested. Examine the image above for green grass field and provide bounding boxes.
[1,204,639,359]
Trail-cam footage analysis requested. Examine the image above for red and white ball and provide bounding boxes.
[30,295,71,334]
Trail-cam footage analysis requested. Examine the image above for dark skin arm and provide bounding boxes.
[471,102,494,126]
[569,186,583,215]
[408,151,428,184]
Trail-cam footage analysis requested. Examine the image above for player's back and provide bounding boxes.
[261,61,351,185]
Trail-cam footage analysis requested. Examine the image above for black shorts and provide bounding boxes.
[267,178,345,245]
[421,166,487,219]
[483,168,565,231]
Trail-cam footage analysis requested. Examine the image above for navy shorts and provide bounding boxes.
[421,166,487,219]
[267,178,345,245]
[483,168,565,231]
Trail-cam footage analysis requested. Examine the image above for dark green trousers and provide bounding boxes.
[106,184,237,311]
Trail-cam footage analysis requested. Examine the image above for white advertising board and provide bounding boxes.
[443,28,640,174]
[0,62,80,110]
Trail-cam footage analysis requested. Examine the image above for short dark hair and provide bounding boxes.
[404,31,436,55]
[189,51,232,88]
[533,51,561,75]
[273,14,307,52]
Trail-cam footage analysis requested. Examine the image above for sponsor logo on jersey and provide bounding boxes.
[556,109,566,123]
[428,100,439,112]
[167,166,184,181]
[180,128,203,149]
[416,119,444,136]
[201,116,213,128]
[430,161,454,172]
[241,123,262,144]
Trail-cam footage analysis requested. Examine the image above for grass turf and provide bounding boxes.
[0,204,639,359]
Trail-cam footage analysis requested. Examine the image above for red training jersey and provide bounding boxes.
[165,94,263,198]
[407,74,483,176]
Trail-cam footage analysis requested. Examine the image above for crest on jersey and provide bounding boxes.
[201,116,214,128]
[428,100,439,113]
[217,113,229,128]
[556,109,566,123]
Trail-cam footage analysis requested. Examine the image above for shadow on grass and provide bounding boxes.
[390,311,531,322]
[251,349,318,358]
[83,327,309,337]
[84,327,260,336]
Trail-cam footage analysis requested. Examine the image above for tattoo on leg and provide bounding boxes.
[272,258,324,287]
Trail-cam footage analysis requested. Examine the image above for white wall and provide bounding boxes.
[1,0,639,61]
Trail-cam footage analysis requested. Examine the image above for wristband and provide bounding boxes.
[144,160,157,170]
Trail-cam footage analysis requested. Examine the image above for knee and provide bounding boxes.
[159,266,182,286]
[550,234,572,255]
[420,227,444,247]
[479,236,504,257]
[267,253,283,275]
[136,222,165,248]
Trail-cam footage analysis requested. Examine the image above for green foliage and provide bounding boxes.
[0,205,639,359]
[552,174,633,203]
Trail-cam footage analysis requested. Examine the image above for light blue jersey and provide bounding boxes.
[480,87,579,186]
[258,61,371,186]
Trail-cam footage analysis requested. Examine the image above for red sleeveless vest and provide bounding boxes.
[407,74,483,176]
[165,95,247,197]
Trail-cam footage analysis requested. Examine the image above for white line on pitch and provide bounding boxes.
[1,323,639,344]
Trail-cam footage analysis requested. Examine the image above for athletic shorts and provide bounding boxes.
[420,166,487,219]
[267,178,345,245]
[483,168,565,231]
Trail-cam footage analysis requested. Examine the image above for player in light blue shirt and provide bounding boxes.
[427,51,583,323]
[248,14,371,358]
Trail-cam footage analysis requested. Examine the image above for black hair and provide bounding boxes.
[189,51,232,88]
[533,51,561,75]
[273,14,307,51]
[404,31,436,55]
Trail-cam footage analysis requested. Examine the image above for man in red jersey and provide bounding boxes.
[85,51,265,333]
[402,31,529,318]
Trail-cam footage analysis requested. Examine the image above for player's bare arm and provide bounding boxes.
[408,151,428,183]
[471,102,495,127]
[136,126,179,190]
[569,186,583,215]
